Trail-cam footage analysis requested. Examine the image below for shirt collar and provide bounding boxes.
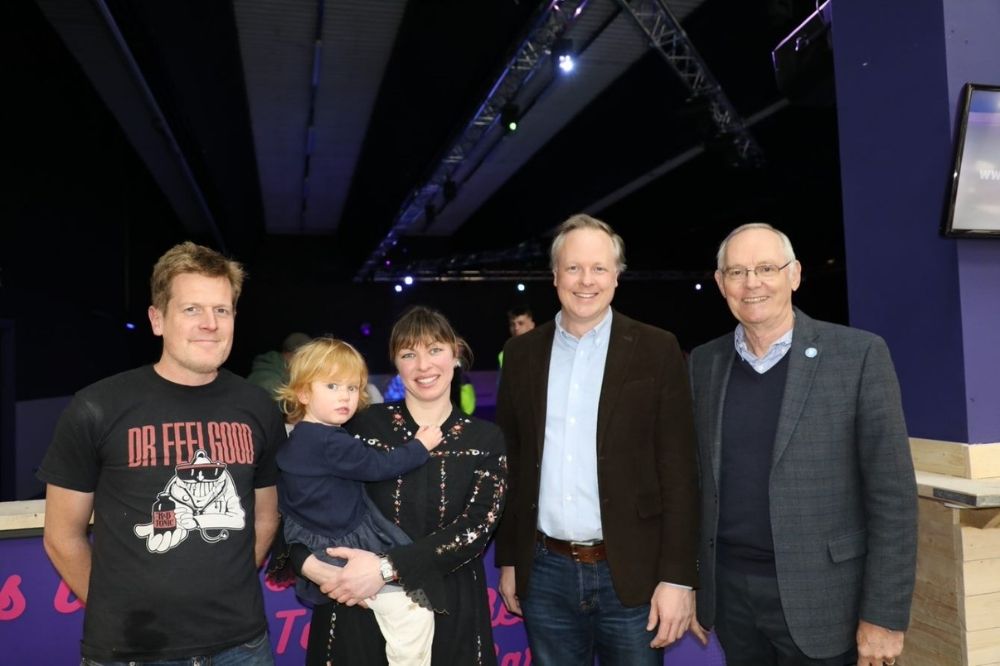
[554,307,613,344]
[734,323,793,364]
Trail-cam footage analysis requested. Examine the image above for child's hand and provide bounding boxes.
[415,425,443,451]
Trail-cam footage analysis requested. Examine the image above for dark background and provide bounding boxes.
[1,0,845,400]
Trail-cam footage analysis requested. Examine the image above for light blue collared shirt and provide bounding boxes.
[734,324,793,373]
[537,308,613,542]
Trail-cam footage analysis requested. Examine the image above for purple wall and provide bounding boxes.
[0,536,724,664]
[832,0,1000,443]
[942,2,1000,443]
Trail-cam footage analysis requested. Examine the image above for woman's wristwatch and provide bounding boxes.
[377,555,397,583]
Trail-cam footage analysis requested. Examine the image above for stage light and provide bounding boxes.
[553,39,575,74]
[403,276,414,285]
[125,322,136,330]
[360,322,372,337]
[394,284,403,293]
[501,104,520,134]
[384,259,392,267]
[694,283,703,291]
[516,283,526,292]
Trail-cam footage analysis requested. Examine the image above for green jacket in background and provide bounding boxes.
[246,350,287,397]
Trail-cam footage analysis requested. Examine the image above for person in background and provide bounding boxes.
[451,338,476,415]
[289,305,507,665]
[247,331,312,396]
[508,306,536,337]
[39,241,283,664]
[498,306,535,369]
[690,223,916,666]
[495,214,701,665]
[275,337,441,666]
[250,332,383,410]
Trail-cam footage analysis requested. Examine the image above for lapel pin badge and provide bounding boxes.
[804,347,818,358]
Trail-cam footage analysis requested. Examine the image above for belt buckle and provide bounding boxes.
[569,539,598,560]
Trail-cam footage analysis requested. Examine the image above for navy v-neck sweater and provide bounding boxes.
[717,352,790,577]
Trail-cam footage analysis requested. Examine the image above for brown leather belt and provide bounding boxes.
[537,531,606,564]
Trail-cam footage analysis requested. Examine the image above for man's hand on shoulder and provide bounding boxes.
[647,583,694,648]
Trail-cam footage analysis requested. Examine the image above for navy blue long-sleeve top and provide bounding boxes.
[277,420,428,538]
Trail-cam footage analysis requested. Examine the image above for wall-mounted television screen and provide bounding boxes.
[944,83,1000,238]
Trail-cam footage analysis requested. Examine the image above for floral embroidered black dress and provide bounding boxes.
[305,403,507,665]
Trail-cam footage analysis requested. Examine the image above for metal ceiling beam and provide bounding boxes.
[354,0,590,282]
[615,0,763,164]
[372,268,712,283]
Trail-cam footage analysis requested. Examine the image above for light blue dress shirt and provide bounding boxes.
[537,308,613,543]
[734,324,793,373]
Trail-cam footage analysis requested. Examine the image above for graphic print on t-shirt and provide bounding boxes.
[133,449,247,553]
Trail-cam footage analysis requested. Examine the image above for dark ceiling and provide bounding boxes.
[1,0,848,395]
[6,0,843,282]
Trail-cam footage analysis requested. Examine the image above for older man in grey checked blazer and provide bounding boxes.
[690,223,917,666]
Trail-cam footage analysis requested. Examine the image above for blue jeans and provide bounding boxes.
[521,539,663,666]
[81,631,273,666]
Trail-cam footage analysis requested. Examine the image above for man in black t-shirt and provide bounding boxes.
[38,241,284,664]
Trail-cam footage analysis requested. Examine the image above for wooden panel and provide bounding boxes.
[962,525,1000,562]
[900,619,966,666]
[968,626,1000,665]
[921,497,962,527]
[910,498,1000,664]
[961,507,1000,530]
[970,445,1000,480]
[963,558,1000,597]
[965,592,1000,632]
[0,499,45,531]
[912,582,961,629]
[910,439,1000,479]
[917,471,1000,508]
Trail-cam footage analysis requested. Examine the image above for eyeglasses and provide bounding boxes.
[721,260,793,282]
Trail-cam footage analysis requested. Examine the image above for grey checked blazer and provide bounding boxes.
[690,309,917,659]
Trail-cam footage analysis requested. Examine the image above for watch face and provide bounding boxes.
[379,558,394,581]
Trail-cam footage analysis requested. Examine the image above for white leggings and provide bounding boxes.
[367,587,435,666]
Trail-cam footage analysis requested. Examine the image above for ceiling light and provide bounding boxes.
[553,39,575,74]
[501,104,520,134]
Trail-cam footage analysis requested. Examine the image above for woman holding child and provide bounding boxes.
[287,306,507,665]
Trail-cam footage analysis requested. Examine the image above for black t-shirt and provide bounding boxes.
[38,366,284,661]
